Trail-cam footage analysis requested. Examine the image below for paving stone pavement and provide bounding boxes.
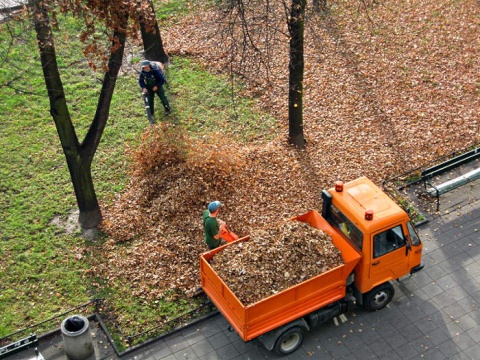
[7,178,479,360]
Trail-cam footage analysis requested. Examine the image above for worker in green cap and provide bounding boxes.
[202,201,227,250]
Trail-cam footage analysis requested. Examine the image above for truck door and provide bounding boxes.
[369,225,409,285]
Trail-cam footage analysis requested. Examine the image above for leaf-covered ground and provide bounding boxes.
[93,0,479,308]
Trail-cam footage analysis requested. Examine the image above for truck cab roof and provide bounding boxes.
[328,177,408,233]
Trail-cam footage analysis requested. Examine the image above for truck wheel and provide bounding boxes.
[363,282,394,311]
[273,326,304,355]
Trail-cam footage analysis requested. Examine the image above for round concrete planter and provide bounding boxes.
[61,315,94,360]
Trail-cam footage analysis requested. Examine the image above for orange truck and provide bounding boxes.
[200,177,424,355]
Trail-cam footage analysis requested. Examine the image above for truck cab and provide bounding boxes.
[322,177,424,310]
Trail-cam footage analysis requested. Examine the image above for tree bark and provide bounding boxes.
[138,0,168,63]
[32,1,128,235]
[288,0,306,148]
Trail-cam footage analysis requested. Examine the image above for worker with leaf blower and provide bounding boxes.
[138,60,171,116]
[202,201,238,250]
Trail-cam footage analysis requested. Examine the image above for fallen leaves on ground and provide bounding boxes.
[91,0,479,313]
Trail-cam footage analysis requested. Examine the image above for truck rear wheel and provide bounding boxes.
[273,326,304,355]
[363,282,394,311]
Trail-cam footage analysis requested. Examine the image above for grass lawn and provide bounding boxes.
[0,1,277,346]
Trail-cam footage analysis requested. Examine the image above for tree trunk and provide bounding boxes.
[288,0,306,148]
[32,1,128,235]
[138,0,168,63]
[67,156,101,231]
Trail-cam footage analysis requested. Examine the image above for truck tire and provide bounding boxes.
[273,326,304,355]
[363,282,394,311]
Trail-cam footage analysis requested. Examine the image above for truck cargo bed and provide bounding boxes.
[200,210,361,341]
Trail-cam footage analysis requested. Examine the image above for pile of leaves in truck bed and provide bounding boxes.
[210,221,343,305]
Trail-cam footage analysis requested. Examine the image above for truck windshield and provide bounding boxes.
[327,204,363,250]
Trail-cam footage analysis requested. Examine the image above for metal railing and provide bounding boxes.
[0,299,101,348]
[0,297,218,358]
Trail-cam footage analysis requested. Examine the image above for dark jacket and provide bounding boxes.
[139,69,166,90]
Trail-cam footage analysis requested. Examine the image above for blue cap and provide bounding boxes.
[141,60,150,67]
[208,201,221,212]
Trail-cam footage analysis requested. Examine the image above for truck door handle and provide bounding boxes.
[372,261,380,266]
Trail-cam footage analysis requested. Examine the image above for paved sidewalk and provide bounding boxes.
[8,179,479,360]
